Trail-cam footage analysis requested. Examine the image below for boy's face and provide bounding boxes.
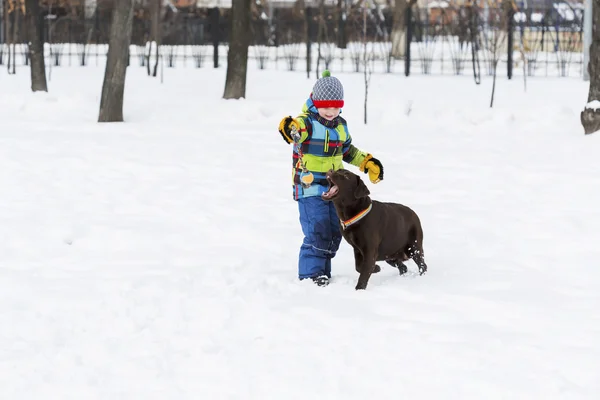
[318,107,341,121]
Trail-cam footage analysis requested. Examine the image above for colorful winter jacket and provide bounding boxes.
[291,97,368,200]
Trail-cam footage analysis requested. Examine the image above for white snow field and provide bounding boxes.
[1,62,599,399]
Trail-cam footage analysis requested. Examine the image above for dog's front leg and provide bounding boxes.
[355,250,376,290]
[353,248,363,274]
[354,248,380,275]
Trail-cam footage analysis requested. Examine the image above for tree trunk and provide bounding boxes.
[98,0,134,122]
[490,60,498,108]
[363,1,369,124]
[26,0,48,92]
[6,5,19,74]
[336,0,346,49]
[581,0,600,135]
[316,0,325,79]
[305,4,312,79]
[223,0,250,99]
[1,0,5,65]
[146,0,160,77]
[391,0,416,59]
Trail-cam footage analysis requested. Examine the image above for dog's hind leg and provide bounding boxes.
[407,242,427,275]
[406,221,427,275]
[385,259,408,275]
[413,253,427,275]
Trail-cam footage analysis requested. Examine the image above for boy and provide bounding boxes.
[278,70,384,286]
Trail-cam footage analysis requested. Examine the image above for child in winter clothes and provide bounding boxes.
[278,70,384,286]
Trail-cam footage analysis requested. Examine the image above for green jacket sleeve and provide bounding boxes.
[342,132,369,168]
[295,114,311,143]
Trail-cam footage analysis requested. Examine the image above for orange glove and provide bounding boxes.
[359,154,384,184]
[278,116,300,144]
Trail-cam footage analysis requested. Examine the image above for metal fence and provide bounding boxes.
[0,2,585,78]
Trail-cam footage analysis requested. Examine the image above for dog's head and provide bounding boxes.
[322,169,370,203]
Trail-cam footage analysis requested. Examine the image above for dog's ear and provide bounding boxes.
[354,175,370,198]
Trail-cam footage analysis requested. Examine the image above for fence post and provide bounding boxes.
[405,5,412,77]
[507,6,514,80]
[210,7,220,68]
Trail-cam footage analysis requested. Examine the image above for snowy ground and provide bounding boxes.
[1,64,599,399]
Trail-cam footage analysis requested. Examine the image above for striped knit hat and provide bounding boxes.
[311,70,344,109]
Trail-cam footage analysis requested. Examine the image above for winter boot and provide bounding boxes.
[311,275,329,287]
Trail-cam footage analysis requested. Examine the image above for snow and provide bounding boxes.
[428,1,449,9]
[553,3,584,22]
[585,100,600,110]
[1,60,600,399]
[513,12,546,23]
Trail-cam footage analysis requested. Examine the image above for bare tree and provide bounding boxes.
[98,0,134,123]
[485,3,508,108]
[223,0,251,99]
[25,0,47,91]
[390,0,416,59]
[5,0,21,75]
[315,0,335,78]
[336,0,347,49]
[581,0,600,135]
[515,7,527,92]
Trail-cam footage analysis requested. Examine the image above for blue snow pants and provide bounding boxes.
[297,196,343,279]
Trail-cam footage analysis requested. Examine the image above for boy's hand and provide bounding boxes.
[359,154,384,184]
[278,116,300,144]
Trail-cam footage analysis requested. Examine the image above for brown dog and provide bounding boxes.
[322,169,428,290]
